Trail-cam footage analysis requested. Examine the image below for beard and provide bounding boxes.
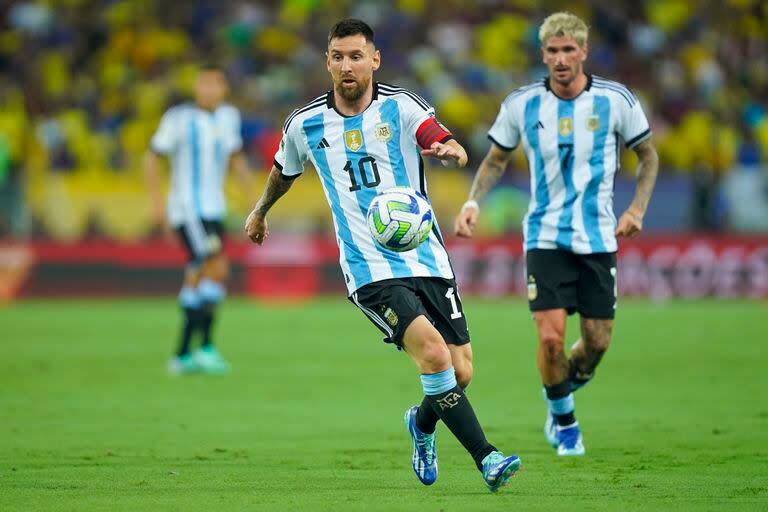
[335,76,369,102]
[551,64,580,86]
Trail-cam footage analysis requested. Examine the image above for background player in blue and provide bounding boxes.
[455,12,659,456]
[145,66,254,375]
[245,19,520,491]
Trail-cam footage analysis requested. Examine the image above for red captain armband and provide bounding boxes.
[416,117,453,149]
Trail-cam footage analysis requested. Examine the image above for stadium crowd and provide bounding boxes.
[0,0,766,239]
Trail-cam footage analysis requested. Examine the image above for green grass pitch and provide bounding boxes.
[2,298,767,511]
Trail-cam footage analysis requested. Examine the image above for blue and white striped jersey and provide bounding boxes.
[151,102,242,226]
[275,82,455,295]
[489,75,651,254]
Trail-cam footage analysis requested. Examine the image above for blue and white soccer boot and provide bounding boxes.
[193,346,231,375]
[404,406,437,485]
[557,422,586,456]
[481,451,522,493]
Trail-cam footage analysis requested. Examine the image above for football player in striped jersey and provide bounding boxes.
[246,18,520,492]
[455,11,659,456]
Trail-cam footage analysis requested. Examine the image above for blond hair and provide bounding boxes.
[539,12,589,47]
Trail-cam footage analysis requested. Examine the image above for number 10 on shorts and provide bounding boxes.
[445,288,463,319]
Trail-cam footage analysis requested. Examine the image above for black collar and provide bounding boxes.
[326,82,379,117]
[544,74,592,100]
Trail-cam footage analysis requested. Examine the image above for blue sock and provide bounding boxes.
[545,380,576,427]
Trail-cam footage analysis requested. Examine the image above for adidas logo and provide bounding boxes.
[316,138,330,149]
[535,121,544,130]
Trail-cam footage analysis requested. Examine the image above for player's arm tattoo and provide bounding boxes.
[629,139,659,216]
[468,144,514,202]
[253,166,295,216]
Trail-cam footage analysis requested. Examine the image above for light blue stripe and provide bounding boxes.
[524,96,548,250]
[304,114,372,287]
[555,99,576,249]
[380,99,438,272]
[549,394,575,415]
[584,96,610,252]
[190,118,202,217]
[420,367,457,396]
[342,114,410,277]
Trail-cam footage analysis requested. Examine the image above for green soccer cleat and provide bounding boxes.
[481,451,522,493]
[193,346,231,375]
[167,353,200,375]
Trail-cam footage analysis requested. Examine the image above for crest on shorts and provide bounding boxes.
[382,306,399,327]
[527,274,538,301]
[559,117,573,137]
[344,129,363,151]
[374,122,392,143]
[586,115,600,132]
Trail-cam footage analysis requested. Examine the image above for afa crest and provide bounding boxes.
[344,129,363,152]
[374,122,392,142]
[382,306,399,327]
[558,117,573,137]
[527,275,538,301]
[586,115,600,132]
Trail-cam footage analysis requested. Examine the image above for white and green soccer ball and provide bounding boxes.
[367,187,434,252]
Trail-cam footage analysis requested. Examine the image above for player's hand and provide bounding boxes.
[245,210,269,245]
[615,208,643,238]
[454,201,479,238]
[421,141,461,167]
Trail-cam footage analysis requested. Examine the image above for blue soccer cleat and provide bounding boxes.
[481,451,522,493]
[557,423,586,456]
[193,346,231,375]
[404,406,438,485]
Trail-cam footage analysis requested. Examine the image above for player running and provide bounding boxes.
[245,18,520,491]
[145,65,254,375]
[455,12,659,456]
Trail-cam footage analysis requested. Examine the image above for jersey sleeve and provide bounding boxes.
[397,95,453,148]
[150,108,178,155]
[487,102,520,151]
[226,108,243,154]
[273,121,307,179]
[619,97,651,149]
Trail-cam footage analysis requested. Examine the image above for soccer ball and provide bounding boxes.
[367,187,434,252]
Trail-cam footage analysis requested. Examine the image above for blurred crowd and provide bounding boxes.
[0,0,767,240]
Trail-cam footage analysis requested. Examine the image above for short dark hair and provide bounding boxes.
[328,18,375,46]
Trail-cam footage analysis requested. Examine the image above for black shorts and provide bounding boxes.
[175,219,225,265]
[350,277,470,349]
[526,249,617,319]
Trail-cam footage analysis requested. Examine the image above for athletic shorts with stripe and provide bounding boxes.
[349,277,470,349]
[175,218,225,266]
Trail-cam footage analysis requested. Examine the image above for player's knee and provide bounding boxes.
[419,340,452,373]
[539,329,565,361]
